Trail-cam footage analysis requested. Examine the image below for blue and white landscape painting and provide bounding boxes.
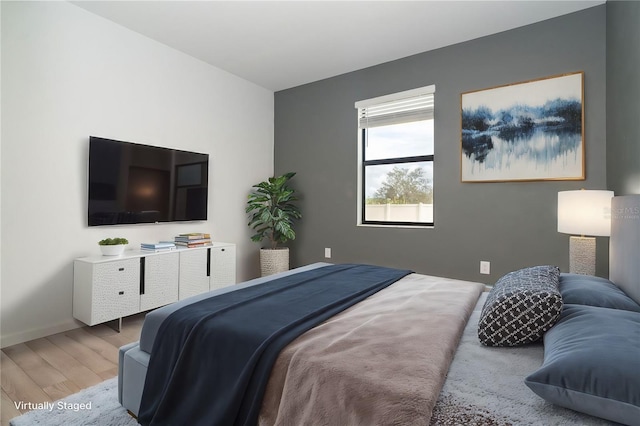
[461,73,583,181]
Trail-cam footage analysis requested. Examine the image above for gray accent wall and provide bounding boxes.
[607,1,640,196]
[275,6,608,283]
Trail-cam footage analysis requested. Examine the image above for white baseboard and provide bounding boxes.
[0,319,82,348]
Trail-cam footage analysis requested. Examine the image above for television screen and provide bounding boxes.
[88,136,209,226]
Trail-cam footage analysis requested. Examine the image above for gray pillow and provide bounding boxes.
[478,265,562,346]
[525,304,640,425]
[559,273,640,313]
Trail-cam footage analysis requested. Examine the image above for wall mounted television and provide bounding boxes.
[88,136,209,226]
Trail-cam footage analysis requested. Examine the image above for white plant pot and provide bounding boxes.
[260,248,289,277]
[100,244,126,256]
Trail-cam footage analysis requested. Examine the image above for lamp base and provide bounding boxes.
[569,236,596,275]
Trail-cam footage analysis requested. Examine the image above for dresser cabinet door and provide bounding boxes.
[178,248,210,299]
[210,245,236,290]
[140,252,179,311]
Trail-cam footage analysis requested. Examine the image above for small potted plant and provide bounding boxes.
[246,172,302,276]
[98,237,129,256]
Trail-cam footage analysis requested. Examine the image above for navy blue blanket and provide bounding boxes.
[138,263,411,426]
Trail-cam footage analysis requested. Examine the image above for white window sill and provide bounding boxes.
[357,223,434,229]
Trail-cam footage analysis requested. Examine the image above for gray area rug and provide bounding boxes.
[431,295,616,425]
[9,377,136,426]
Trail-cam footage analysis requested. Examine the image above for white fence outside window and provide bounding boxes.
[365,203,434,223]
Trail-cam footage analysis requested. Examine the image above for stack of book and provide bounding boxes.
[140,241,177,252]
[174,233,212,248]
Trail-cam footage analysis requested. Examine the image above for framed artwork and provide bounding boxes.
[461,72,584,182]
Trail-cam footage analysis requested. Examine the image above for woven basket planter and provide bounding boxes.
[260,248,290,277]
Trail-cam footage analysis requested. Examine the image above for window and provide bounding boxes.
[355,85,435,226]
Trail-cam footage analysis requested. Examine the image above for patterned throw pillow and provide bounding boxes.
[478,265,563,346]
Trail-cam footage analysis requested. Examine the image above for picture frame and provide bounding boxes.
[460,72,585,182]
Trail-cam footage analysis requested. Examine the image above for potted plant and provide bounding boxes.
[246,172,302,276]
[98,237,129,256]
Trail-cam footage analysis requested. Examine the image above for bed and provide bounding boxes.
[118,194,640,425]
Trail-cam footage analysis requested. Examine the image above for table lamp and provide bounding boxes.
[557,190,614,275]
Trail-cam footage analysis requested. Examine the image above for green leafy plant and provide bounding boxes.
[98,237,129,246]
[246,172,302,249]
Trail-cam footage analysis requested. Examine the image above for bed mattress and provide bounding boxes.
[119,263,485,424]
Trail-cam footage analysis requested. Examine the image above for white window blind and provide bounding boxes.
[355,85,435,129]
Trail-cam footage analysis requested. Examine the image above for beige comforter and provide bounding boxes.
[259,273,485,426]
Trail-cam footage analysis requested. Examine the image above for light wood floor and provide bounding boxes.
[1,314,145,426]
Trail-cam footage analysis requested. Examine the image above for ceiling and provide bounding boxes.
[72,1,605,92]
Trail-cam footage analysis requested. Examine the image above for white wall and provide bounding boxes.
[0,2,274,347]
[0,2,3,336]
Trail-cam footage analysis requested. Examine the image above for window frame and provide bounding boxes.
[356,86,435,228]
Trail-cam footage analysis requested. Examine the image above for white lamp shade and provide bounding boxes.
[558,190,614,236]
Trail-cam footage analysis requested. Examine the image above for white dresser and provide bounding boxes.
[73,243,236,328]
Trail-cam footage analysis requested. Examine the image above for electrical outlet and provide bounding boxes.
[325,248,332,258]
[480,261,491,275]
